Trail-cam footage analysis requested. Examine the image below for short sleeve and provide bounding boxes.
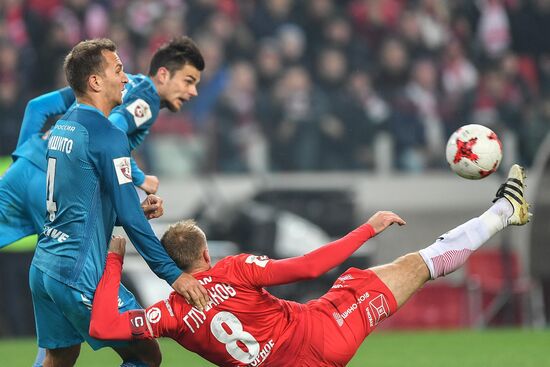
[225,254,277,289]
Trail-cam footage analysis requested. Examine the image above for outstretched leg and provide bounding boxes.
[311,165,532,366]
[371,253,429,307]
[374,164,531,309]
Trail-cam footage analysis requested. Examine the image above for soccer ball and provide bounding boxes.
[445,124,502,179]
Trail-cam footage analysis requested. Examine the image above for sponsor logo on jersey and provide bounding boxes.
[341,302,358,320]
[113,157,132,185]
[333,311,344,327]
[146,307,162,324]
[337,291,371,322]
[368,294,390,326]
[126,98,152,127]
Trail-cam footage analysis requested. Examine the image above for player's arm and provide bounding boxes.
[90,245,139,340]
[128,128,149,150]
[93,127,209,309]
[255,211,406,286]
[129,156,159,194]
[17,87,75,147]
[109,96,153,150]
[110,105,155,190]
[90,237,179,341]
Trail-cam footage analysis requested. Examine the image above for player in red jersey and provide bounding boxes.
[91,164,531,366]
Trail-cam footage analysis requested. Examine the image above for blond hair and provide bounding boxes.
[161,219,206,270]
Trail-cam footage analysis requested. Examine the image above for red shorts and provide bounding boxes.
[294,268,398,366]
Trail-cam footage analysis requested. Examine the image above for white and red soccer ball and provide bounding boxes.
[445,124,502,179]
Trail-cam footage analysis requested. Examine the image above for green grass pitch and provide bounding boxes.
[1,329,548,366]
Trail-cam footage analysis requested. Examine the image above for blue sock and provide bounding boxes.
[32,347,46,367]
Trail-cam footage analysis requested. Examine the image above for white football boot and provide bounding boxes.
[493,164,532,225]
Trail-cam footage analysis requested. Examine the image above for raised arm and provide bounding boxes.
[90,243,136,340]
[90,237,180,341]
[17,87,75,147]
[256,211,406,287]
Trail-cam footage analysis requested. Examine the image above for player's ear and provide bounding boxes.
[157,67,170,84]
[88,74,102,93]
[203,247,211,265]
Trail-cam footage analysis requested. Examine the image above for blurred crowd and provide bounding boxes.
[1,0,550,173]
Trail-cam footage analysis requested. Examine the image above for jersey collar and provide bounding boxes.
[73,102,105,116]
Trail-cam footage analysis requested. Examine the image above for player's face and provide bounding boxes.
[162,64,201,112]
[101,50,128,106]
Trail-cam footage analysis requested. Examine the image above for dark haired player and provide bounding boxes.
[1,36,205,248]
[0,36,207,367]
[29,39,207,367]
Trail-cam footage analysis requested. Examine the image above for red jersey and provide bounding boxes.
[143,254,309,366]
[90,223,395,366]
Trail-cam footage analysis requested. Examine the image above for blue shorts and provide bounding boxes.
[0,158,46,248]
[29,264,141,350]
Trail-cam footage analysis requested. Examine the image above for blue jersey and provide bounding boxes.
[110,74,161,186]
[13,74,160,185]
[111,74,160,149]
[32,103,181,294]
[12,87,76,170]
[11,134,48,170]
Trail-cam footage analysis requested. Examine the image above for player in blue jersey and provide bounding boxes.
[28,39,207,367]
[1,36,207,366]
[0,89,74,247]
[0,36,204,249]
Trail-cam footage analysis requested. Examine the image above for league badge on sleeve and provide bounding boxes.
[245,255,269,267]
[146,307,162,324]
[113,157,132,185]
[126,98,152,127]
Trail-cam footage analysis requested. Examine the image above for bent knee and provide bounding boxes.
[371,252,429,308]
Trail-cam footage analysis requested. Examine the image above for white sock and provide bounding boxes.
[478,197,513,233]
[419,198,512,279]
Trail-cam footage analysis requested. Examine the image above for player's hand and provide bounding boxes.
[367,211,406,236]
[139,175,160,194]
[109,236,126,257]
[141,194,164,219]
[172,273,210,311]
